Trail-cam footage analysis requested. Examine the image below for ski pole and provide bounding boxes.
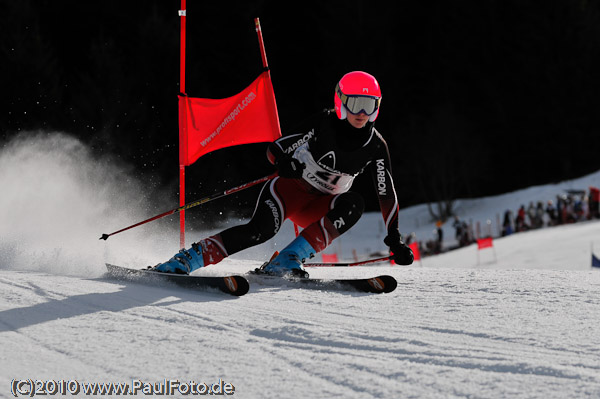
[99,173,277,241]
[304,255,392,267]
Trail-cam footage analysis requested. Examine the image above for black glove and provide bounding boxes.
[276,158,305,179]
[384,234,414,265]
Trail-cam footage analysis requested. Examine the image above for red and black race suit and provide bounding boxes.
[219,111,400,255]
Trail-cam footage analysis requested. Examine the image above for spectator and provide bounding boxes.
[556,196,565,224]
[527,202,540,229]
[453,216,470,247]
[546,200,558,226]
[435,220,444,253]
[562,196,576,223]
[573,196,584,221]
[502,210,513,236]
[535,201,545,228]
[590,187,600,219]
[516,205,528,232]
[453,216,462,241]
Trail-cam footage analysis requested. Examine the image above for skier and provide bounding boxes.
[153,71,414,276]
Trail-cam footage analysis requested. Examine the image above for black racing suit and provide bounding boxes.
[219,111,401,255]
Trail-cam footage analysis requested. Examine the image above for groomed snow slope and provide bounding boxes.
[1,133,599,398]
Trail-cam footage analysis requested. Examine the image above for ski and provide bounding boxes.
[105,263,250,297]
[249,272,397,294]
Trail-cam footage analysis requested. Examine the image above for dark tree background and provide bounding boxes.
[2,0,600,225]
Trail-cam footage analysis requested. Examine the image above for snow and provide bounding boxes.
[1,133,600,398]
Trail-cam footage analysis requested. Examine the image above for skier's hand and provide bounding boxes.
[276,158,305,179]
[384,234,414,265]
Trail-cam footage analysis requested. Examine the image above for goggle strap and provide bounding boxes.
[336,83,347,105]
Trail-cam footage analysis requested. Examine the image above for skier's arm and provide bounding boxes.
[266,134,308,178]
[370,136,413,265]
[370,137,400,238]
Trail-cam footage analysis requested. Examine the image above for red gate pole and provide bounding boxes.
[255,18,296,235]
[254,18,269,68]
[254,18,280,132]
[178,0,187,249]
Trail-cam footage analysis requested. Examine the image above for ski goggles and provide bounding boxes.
[336,85,381,116]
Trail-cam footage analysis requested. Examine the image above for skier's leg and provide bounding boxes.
[212,177,327,261]
[153,177,341,275]
[299,190,365,252]
[154,179,284,274]
[262,191,364,276]
[218,178,285,254]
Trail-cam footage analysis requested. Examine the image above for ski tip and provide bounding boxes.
[223,276,250,296]
[367,275,398,293]
[99,233,109,240]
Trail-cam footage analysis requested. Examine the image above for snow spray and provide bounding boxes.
[0,131,179,276]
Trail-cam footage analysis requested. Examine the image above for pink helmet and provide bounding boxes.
[334,71,382,122]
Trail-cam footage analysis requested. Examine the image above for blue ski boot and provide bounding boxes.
[153,237,227,274]
[261,235,315,278]
[153,243,205,274]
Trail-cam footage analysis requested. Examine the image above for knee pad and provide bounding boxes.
[327,191,365,235]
